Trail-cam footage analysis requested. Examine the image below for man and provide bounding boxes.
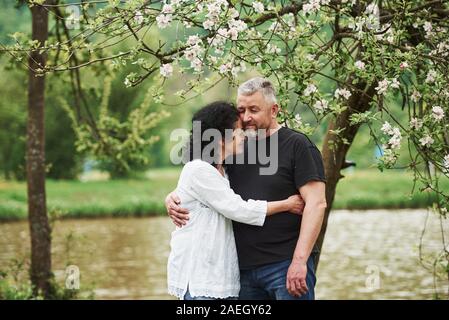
[165,77,327,300]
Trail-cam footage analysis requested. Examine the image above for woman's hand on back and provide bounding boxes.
[286,194,305,215]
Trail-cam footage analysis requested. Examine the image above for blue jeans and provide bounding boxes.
[239,254,317,300]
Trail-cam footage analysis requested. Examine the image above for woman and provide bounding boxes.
[167,101,303,300]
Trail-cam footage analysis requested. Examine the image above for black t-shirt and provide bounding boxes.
[226,127,326,270]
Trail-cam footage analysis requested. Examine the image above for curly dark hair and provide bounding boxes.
[186,101,239,167]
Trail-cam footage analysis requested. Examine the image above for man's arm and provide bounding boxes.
[286,180,326,297]
[165,191,190,227]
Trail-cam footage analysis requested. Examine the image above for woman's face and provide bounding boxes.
[223,119,246,158]
[232,120,246,155]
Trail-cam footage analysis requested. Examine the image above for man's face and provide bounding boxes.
[236,91,275,131]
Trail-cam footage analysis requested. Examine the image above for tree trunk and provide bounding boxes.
[27,2,52,298]
[314,83,376,269]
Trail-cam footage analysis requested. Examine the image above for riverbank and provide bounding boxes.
[2,210,447,299]
[0,168,447,221]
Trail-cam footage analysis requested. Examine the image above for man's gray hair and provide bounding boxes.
[237,77,277,104]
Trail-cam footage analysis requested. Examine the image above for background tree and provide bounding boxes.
[0,0,170,297]
[26,0,52,297]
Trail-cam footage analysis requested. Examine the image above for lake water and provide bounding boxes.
[0,210,447,299]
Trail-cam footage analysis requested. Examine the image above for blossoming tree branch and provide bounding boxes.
[2,0,448,295]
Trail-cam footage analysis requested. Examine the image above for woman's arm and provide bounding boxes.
[188,162,303,226]
[267,195,303,216]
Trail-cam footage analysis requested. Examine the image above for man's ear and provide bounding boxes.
[271,104,279,118]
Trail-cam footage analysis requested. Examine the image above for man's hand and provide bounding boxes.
[165,191,189,227]
[286,260,308,297]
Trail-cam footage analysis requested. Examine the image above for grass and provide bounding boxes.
[0,167,447,221]
[334,169,449,210]
[0,168,179,221]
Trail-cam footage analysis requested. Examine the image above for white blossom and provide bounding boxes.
[267,43,281,54]
[390,78,400,89]
[388,135,401,150]
[302,0,321,15]
[355,60,365,70]
[423,21,433,37]
[381,121,394,135]
[219,19,247,40]
[268,21,282,33]
[365,3,380,30]
[304,84,317,97]
[399,61,409,70]
[380,122,402,150]
[381,148,398,166]
[156,14,172,29]
[419,135,434,147]
[187,35,202,47]
[160,63,173,77]
[313,99,329,113]
[334,88,352,100]
[293,114,303,126]
[219,63,231,74]
[208,55,218,64]
[229,8,239,19]
[228,18,247,32]
[375,79,389,95]
[229,61,246,77]
[217,28,228,38]
[203,19,215,30]
[388,128,402,149]
[409,117,423,130]
[365,2,379,16]
[227,28,239,40]
[432,106,445,121]
[124,78,132,88]
[190,58,203,72]
[434,41,449,57]
[134,11,144,24]
[306,54,316,61]
[425,69,437,83]
[208,28,228,46]
[206,2,221,16]
[411,90,421,103]
[162,4,174,14]
[184,42,204,63]
[231,66,240,77]
[375,26,394,43]
[348,18,365,32]
[214,47,224,55]
[252,1,265,14]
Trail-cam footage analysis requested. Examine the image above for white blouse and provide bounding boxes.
[167,159,268,299]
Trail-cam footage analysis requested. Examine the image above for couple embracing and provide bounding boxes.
[165,77,327,300]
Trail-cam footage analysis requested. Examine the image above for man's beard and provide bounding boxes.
[244,128,258,139]
[243,128,270,140]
